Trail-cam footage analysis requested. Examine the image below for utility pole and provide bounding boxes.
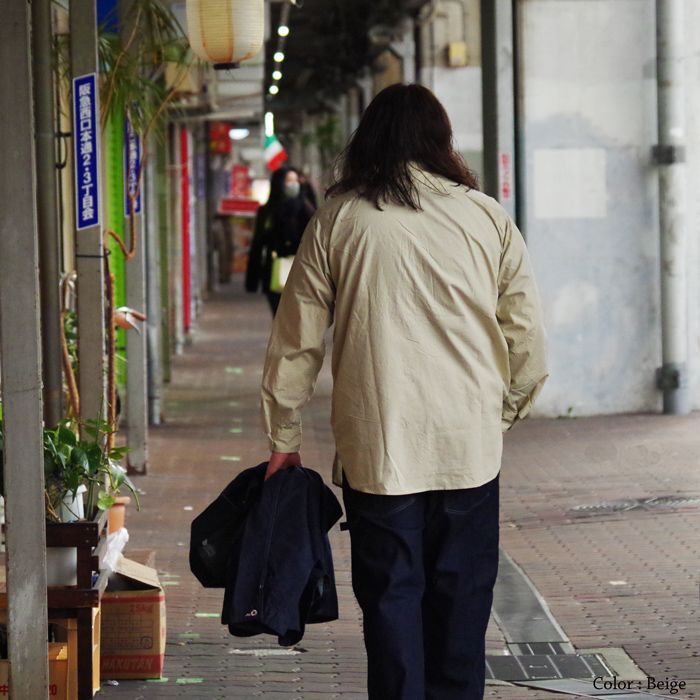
[481,0,517,219]
[71,0,107,431]
[69,9,107,691]
[654,0,690,414]
[33,0,64,427]
[0,3,50,697]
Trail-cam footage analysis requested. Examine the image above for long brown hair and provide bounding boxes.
[327,83,479,210]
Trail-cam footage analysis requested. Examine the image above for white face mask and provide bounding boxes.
[284,181,301,199]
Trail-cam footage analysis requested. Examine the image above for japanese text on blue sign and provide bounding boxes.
[72,74,100,230]
[125,116,141,216]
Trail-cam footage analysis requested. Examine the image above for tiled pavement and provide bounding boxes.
[101,281,699,699]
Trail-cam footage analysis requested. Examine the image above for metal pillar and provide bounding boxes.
[145,139,164,426]
[205,125,219,294]
[654,0,690,415]
[195,125,209,306]
[481,0,517,218]
[71,1,107,429]
[160,132,173,382]
[172,125,185,355]
[125,208,149,472]
[32,0,63,427]
[0,3,50,697]
[119,0,149,471]
[181,126,192,338]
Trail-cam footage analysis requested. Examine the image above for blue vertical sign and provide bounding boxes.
[73,74,100,230]
[124,116,141,216]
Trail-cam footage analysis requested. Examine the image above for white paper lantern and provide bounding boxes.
[186,0,264,68]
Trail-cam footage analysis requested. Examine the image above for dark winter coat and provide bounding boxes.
[190,463,342,646]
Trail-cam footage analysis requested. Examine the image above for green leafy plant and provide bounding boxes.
[0,416,139,522]
[45,418,139,521]
[62,310,78,372]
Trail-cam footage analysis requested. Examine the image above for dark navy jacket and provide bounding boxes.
[190,463,342,645]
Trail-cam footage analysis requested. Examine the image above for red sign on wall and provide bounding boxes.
[499,152,513,201]
[230,164,251,197]
[218,197,260,216]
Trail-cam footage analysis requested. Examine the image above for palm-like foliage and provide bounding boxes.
[98,0,191,138]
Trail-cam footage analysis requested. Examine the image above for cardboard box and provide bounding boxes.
[0,602,100,699]
[53,605,101,697]
[100,557,166,679]
[0,643,69,700]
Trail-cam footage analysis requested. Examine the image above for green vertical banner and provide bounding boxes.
[104,107,127,385]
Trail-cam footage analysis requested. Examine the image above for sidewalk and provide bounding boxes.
[100,281,699,699]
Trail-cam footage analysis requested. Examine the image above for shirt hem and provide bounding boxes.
[333,465,502,495]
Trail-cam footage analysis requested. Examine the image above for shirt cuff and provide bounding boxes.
[267,425,301,453]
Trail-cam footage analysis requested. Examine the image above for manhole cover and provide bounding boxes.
[569,495,700,516]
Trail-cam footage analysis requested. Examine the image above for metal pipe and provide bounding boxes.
[32,0,63,427]
[654,0,690,414]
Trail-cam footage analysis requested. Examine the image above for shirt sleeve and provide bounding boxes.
[260,214,335,452]
[496,216,549,431]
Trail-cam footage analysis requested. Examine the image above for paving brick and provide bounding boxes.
[99,281,699,699]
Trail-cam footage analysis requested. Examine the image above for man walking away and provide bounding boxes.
[260,83,548,700]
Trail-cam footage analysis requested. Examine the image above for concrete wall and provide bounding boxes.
[315,0,700,418]
[517,0,665,417]
[417,0,484,179]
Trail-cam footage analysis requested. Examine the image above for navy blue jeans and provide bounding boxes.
[342,473,499,700]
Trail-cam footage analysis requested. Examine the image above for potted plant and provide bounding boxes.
[1,415,140,584]
[43,417,139,523]
[43,418,139,585]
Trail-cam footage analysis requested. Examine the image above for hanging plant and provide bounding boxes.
[95,1,192,444]
[98,0,193,262]
[99,0,192,136]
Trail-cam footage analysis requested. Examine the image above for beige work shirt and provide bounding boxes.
[261,168,548,494]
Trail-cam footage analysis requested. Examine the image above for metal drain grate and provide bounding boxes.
[569,495,700,517]
[509,641,572,656]
[486,653,612,682]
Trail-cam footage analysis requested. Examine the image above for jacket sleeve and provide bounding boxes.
[260,214,335,452]
[496,216,548,431]
[245,208,266,293]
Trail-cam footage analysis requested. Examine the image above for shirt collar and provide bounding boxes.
[407,162,452,195]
